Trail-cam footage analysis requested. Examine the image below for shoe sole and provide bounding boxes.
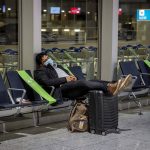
[19,99,32,104]
[119,74,132,92]
[113,79,122,95]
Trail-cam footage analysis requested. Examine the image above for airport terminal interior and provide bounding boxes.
[1,0,150,149]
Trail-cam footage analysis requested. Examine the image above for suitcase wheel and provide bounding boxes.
[101,131,106,136]
[115,128,121,134]
[90,129,95,134]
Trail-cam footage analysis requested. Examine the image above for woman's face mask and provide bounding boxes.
[44,58,54,66]
[44,58,57,67]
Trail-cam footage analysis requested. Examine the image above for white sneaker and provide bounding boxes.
[16,97,32,104]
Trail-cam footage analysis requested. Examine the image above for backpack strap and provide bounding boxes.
[67,101,78,131]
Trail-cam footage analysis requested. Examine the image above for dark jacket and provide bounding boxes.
[34,64,68,100]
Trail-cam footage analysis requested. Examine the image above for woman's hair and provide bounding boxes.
[35,52,47,65]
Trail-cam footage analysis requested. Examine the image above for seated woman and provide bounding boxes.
[34,52,132,102]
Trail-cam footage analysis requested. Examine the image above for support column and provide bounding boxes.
[20,0,41,71]
[100,0,119,81]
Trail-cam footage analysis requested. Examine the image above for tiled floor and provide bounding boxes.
[1,106,150,150]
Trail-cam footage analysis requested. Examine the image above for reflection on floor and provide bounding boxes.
[1,106,150,150]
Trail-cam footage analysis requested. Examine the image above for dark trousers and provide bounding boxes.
[60,80,109,99]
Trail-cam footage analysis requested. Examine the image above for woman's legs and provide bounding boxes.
[60,74,132,99]
[60,80,109,99]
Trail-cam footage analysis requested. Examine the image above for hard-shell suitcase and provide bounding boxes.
[88,90,120,135]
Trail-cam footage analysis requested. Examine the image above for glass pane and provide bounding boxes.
[118,0,150,80]
[118,0,150,62]
[0,0,19,78]
[41,0,98,80]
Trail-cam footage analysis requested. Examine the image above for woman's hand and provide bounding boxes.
[66,75,77,82]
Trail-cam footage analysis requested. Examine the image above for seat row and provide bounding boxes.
[0,65,85,132]
[119,59,150,115]
[0,70,50,131]
[1,61,148,131]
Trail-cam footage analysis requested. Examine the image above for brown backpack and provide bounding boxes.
[67,101,88,132]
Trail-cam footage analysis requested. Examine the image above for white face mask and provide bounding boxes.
[44,58,54,66]
[44,58,57,67]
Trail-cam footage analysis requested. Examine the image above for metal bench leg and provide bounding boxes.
[32,111,40,127]
[0,121,7,133]
[131,92,143,115]
[2,122,6,133]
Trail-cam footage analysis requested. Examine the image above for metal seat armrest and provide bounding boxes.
[121,75,137,80]
[141,73,150,76]
[49,86,55,95]
[7,88,26,104]
[140,73,150,86]
[41,85,55,95]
